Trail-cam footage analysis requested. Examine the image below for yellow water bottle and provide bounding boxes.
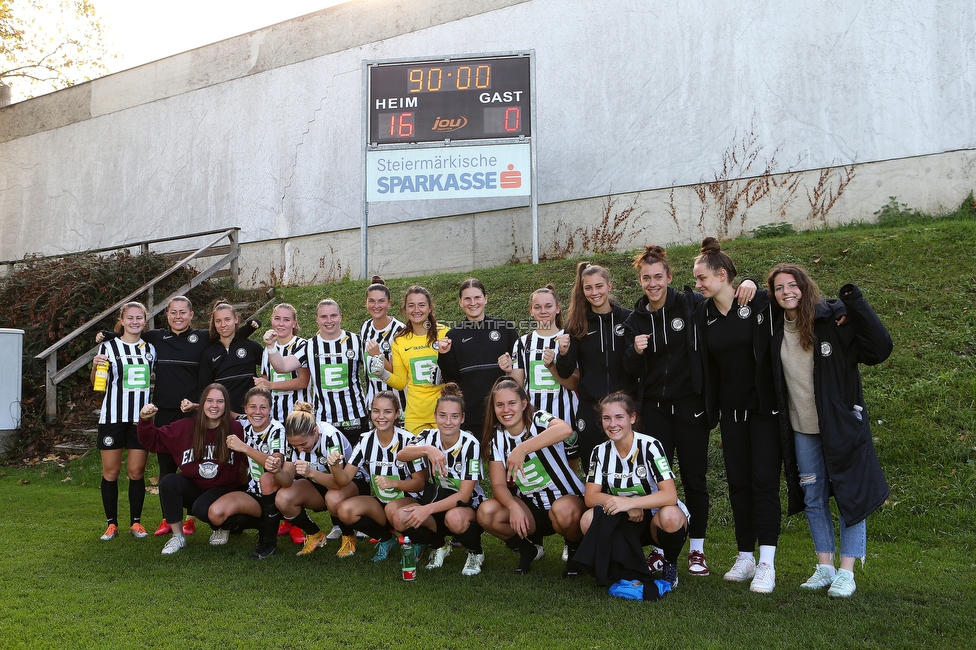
[93,362,109,392]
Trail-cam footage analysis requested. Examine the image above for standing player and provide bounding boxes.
[360,277,407,410]
[195,302,264,416]
[692,237,781,593]
[266,299,368,446]
[91,302,156,541]
[477,377,584,575]
[369,286,449,433]
[390,383,487,575]
[554,263,635,473]
[500,284,580,466]
[256,303,310,422]
[438,278,520,433]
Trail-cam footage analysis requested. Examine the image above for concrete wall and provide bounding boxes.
[1,0,974,285]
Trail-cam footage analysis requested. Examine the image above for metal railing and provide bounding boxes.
[31,228,241,422]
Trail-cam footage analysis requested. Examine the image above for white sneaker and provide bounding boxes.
[534,544,545,561]
[461,552,485,576]
[749,562,776,593]
[827,570,856,598]
[426,543,452,570]
[161,535,186,555]
[326,525,343,541]
[209,529,230,546]
[724,554,757,582]
[800,564,836,590]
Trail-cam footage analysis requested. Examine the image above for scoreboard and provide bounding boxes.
[368,54,532,145]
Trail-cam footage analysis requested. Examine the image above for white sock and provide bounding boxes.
[758,545,776,566]
[738,551,755,561]
[837,568,854,579]
[171,530,185,541]
[689,538,704,554]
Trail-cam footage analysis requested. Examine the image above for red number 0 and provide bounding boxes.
[504,107,520,131]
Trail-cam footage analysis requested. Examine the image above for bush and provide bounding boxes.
[0,250,223,451]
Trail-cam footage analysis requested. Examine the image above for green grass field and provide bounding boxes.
[2,207,975,648]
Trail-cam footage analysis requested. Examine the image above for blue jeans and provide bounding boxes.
[794,432,866,558]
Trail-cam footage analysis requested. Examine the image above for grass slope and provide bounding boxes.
[2,213,975,648]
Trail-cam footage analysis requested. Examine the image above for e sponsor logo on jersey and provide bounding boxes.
[371,474,405,503]
[121,363,151,390]
[528,360,557,391]
[410,355,438,385]
[514,457,553,493]
[654,456,671,476]
[610,484,647,497]
[319,364,350,389]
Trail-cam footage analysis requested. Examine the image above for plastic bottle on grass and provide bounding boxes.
[401,536,416,581]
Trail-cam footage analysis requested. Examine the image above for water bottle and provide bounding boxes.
[93,362,109,392]
[401,536,416,581]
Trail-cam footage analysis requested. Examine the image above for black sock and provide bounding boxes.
[101,478,118,526]
[654,526,689,564]
[128,478,145,525]
[404,526,441,547]
[506,535,536,574]
[354,516,392,542]
[337,520,355,536]
[258,493,280,547]
[455,522,484,554]
[287,509,321,535]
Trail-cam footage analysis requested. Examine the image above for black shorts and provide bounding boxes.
[518,495,556,537]
[97,422,144,451]
[353,476,372,496]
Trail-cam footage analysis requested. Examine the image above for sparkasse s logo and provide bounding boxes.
[431,116,468,132]
[500,164,521,188]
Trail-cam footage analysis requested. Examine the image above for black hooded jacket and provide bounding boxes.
[771,284,892,524]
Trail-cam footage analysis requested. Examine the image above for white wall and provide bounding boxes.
[1,0,973,281]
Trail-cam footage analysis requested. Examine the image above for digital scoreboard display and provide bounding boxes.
[368,55,532,145]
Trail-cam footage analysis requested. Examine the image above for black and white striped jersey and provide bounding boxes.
[409,428,486,507]
[360,318,407,408]
[512,330,578,424]
[242,418,288,496]
[348,427,423,503]
[306,332,368,425]
[287,421,352,474]
[260,336,309,421]
[489,409,583,509]
[586,431,674,498]
[98,338,156,424]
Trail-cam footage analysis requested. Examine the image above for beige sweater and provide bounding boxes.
[781,317,819,434]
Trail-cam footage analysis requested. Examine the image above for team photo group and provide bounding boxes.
[90,236,892,600]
